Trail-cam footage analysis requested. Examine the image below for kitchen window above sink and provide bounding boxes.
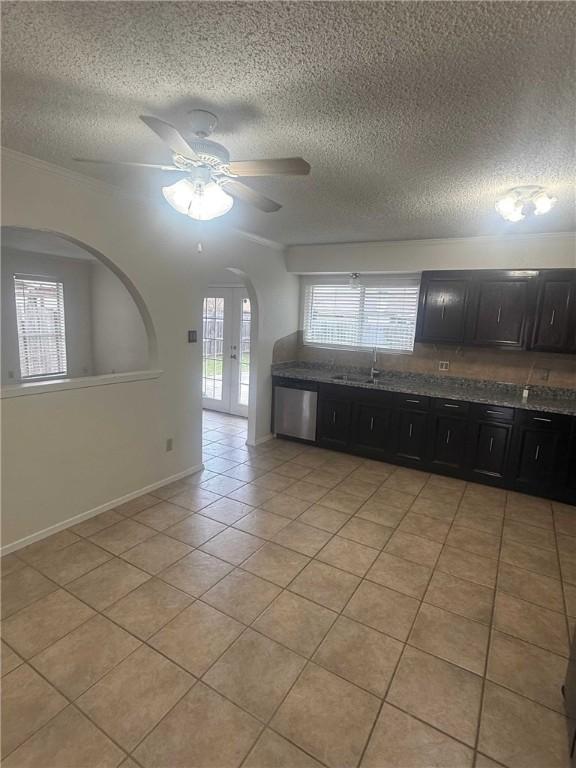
[302,274,420,353]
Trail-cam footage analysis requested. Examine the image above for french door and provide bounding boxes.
[202,287,251,416]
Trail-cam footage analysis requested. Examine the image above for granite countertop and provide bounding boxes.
[271,363,576,416]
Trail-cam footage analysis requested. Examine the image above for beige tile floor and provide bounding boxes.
[2,409,575,768]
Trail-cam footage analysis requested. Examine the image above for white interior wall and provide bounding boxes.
[286,233,576,274]
[1,249,95,384]
[1,150,299,550]
[90,260,149,375]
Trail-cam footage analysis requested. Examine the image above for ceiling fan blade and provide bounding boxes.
[221,180,282,212]
[139,115,201,162]
[74,158,184,171]
[227,157,310,176]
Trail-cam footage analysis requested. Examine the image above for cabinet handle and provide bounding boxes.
[332,411,337,425]
[446,429,451,444]
[370,416,374,432]
[497,306,502,324]
[489,437,494,454]
[550,309,555,326]
[486,410,502,416]
[534,444,540,461]
[409,423,413,438]
[441,304,446,320]
[406,399,420,404]
[443,403,460,409]
[533,417,552,423]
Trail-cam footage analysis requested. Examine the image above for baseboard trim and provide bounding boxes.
[1,463,205,555]
[252,433,274,446]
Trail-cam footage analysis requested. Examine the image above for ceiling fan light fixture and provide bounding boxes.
[495,185,556,223]
[162,178,234,220]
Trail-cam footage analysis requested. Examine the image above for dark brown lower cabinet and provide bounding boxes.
[351,403,392,457]
[467,420,513,485]
[509,411,572,497]
[317,396,352,450]
[391,409,429,466]
[273,376,575,504]
[428,414,469,475]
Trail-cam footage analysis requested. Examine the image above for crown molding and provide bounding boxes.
[287,230,576,250]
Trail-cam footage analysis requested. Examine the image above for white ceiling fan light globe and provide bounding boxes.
[532,191,557,216]
[495,192,524,222]
[162,178,234,220]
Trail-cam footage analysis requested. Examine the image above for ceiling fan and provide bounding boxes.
[74,110,311,220]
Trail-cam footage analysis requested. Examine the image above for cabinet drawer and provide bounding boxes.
[433,399,469,416]
[471,404,514,422]
[516,409,572,432]
[394,393,430,410]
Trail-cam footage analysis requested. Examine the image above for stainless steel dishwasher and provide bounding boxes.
[273,384,318,442]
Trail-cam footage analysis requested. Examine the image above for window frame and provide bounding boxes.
[300,274,421,354]
[13,274,68,381]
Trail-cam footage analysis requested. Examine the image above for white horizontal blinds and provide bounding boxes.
[303,283,362,347]
[14,276,67,378]
[303,275,420,352]
[362,282,419,351]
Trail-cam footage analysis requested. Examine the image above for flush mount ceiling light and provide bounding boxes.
[495,185,557,223]
[75,110,311,221]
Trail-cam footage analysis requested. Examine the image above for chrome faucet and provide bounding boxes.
[370,347,380,382]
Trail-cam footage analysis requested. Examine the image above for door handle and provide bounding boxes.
[489,436,494,454]
[370,416,374,432]
[446,429,451,444]
[534,444,540,461]
[230,354,237,359]
[550,309,555,326]
[409,423,413,438]
[441,304,446,320]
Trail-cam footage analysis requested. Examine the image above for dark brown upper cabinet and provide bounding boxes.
[414,269,574,351]
[532,270,576,353]
[465,273,535,348]
[415,276,469,343]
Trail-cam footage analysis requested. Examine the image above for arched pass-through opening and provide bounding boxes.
[1,226,159,391]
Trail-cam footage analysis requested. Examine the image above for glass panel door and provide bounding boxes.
[202,288,251,416]
[202,295,229,412]
[238,296,251,410]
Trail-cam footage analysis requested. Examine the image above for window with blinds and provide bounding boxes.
[302,275,420,352]
[14,276,68,379]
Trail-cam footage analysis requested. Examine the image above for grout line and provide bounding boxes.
[3,427,574,767]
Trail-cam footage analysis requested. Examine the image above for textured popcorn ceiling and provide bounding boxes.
[1,1,575,245]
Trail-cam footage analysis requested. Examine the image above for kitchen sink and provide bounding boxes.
[331,374,375,384]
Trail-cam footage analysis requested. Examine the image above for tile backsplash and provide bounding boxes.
[272,331,576,390]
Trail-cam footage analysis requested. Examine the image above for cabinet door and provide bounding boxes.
[428,415,468,474]
[352,404,391,455]
[512,427,561,493]
[532,278,574,352]
[392,410,428,465]
[468,280,529,347]
[468,421,511,483]
[318,398,352,449]
[417,278,468,343]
